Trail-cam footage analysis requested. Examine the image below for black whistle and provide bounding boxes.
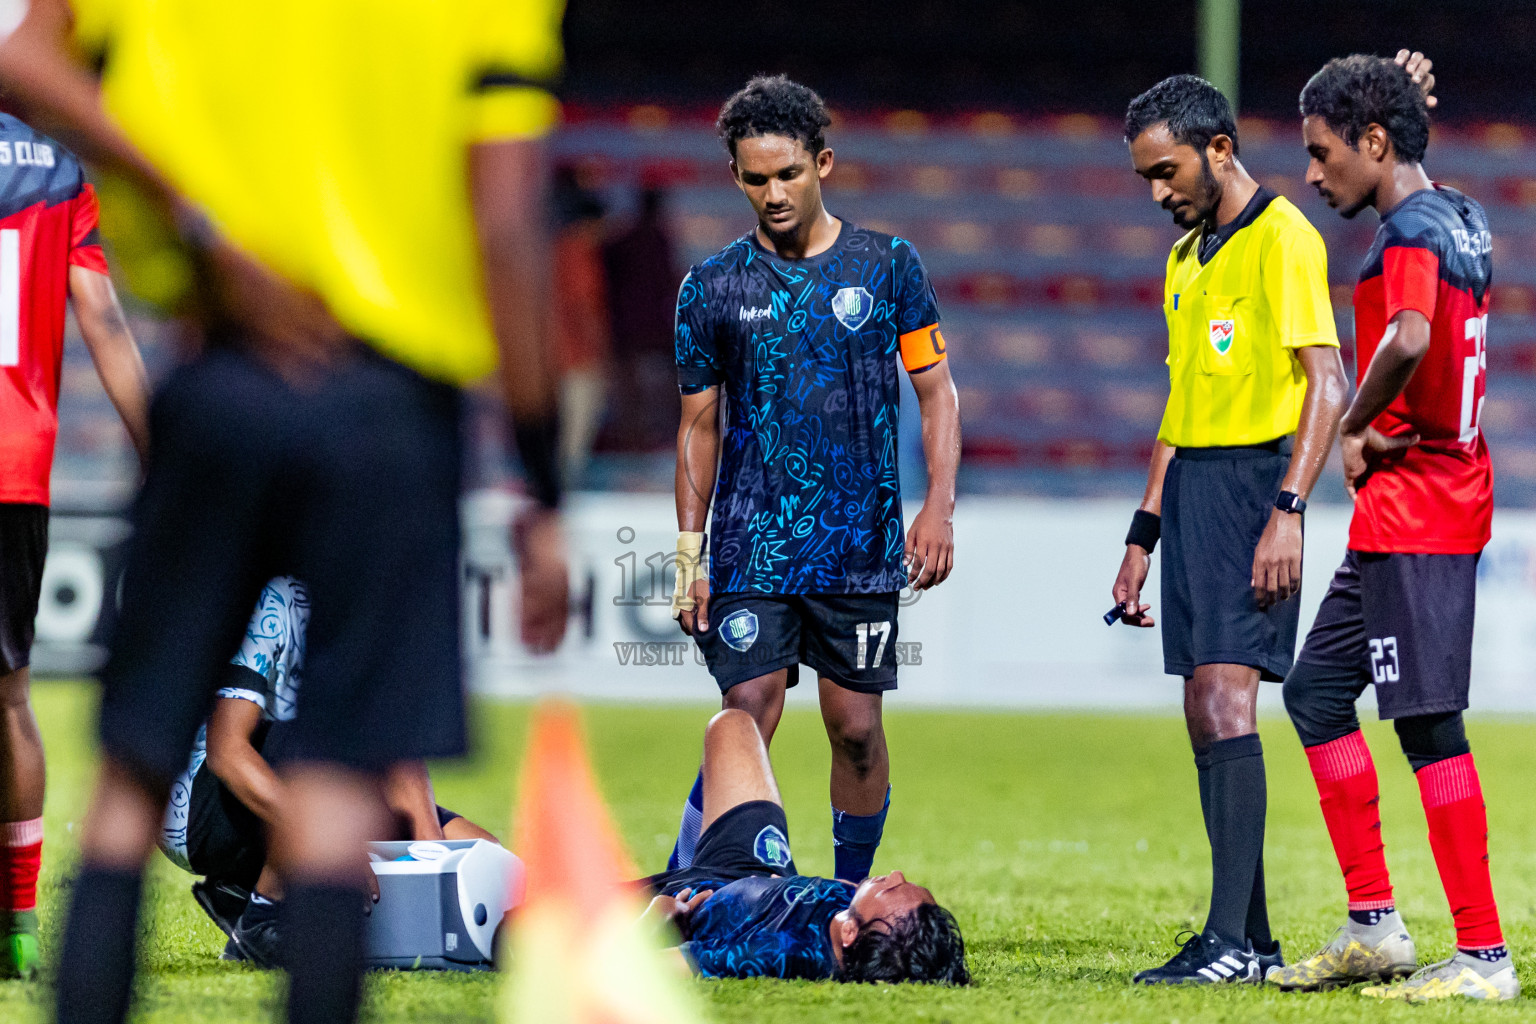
[1103,601,1127,626]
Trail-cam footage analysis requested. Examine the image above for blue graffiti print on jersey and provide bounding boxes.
[676,223,941,594]
[679,875,855,980]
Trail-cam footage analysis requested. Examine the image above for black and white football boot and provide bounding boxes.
[1134,928,1264,985]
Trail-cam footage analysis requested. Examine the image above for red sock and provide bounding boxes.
[1305,731,1394,910]
[1417,753,1503,950]
[0,818,42,914]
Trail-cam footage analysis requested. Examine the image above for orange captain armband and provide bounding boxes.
[899,323,948,373]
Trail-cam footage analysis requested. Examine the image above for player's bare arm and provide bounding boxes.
[204,698,285,826]
[0,0,346,370]
[640,886,714,940]
[68,265,149,462]
[906,358,959,590]
[1339,310,1430,498]
[1113,440,1174,627]
[674,386,721,633]
[471,138,569,654]
[381,763,447,843]
[1251,344,1347,608]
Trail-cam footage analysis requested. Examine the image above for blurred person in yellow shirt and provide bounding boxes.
[0,2,571,1022]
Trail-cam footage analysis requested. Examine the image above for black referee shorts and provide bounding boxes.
[1160,439,1300,682]
[98,343,466,787]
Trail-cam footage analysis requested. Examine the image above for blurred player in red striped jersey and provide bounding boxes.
[0,113,148,977]
[1271,52,1519,1001]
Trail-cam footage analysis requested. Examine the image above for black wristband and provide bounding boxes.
[1125,509,1161,553]
[511,413,563,509]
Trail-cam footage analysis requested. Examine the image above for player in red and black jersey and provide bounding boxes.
[0,113,148,978]
[1270,53,1519,1001]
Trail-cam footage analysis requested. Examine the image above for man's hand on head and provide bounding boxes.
[1394,49,1437,108]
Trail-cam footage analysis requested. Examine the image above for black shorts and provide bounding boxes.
[1160,442,1300,681]
[693,592,899,694]
[98,344,466,786]
[185,760,466,888]
[0,503,46,674]
[185,767,267,890]
[1295,550,1477,719]
[648,800,796,897]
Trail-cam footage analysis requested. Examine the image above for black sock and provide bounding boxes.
[1194,750,1213,840]
[55,865,144,1024]
[1196,745,1272,950]
[1246,856,1274,952]
[1202,733,1266,947]
[1349,906,1395,927]
[283,882,367,1024]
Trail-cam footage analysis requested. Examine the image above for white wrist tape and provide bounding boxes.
[670,532,708,618]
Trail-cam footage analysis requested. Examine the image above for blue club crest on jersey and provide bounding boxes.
[753,824,792,869]
[831,287,874,330]
[719,609,759,652]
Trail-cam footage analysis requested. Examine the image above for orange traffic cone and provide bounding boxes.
[500,699,706,1024]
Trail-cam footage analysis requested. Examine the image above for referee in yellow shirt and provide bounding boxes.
[0,3,569,1023]
[1112,76,1347,985]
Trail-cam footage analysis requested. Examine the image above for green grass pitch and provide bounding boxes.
[6,680,1536,1022]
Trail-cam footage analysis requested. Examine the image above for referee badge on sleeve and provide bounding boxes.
[1208,319,1235,355]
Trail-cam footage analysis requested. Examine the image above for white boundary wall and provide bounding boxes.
[467,492,1536,714]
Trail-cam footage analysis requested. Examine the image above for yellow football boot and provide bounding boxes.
[1268,914,1416,991]
[1361,952,1520,1003]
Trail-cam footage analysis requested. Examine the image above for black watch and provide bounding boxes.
[1275,490,1307,515]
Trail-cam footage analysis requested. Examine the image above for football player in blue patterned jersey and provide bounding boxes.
[642,708,968,983]
[667,76,962,882]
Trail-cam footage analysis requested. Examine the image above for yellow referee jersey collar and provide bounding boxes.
[1195,186,1279,266]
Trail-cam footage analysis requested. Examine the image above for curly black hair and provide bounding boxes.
[1300,54,1429,163]
[1124,74,1239,156]
[840,903,971,986]
[716,75,833,157]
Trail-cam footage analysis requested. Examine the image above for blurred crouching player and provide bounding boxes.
[0,1,570,1022]
[669,76,961,883]
[1115,75,1348,983]
[157,578,497,966]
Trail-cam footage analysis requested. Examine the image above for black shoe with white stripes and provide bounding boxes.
[1134,928,1263,985]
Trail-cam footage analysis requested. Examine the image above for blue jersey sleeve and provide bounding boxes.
[892,239,941,334]
[680,934,834,981]
[674,269,720,394]
[892,240,946,373]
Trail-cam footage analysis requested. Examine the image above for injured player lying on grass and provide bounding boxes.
[638,709,969,984]
[156,577,496,966]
